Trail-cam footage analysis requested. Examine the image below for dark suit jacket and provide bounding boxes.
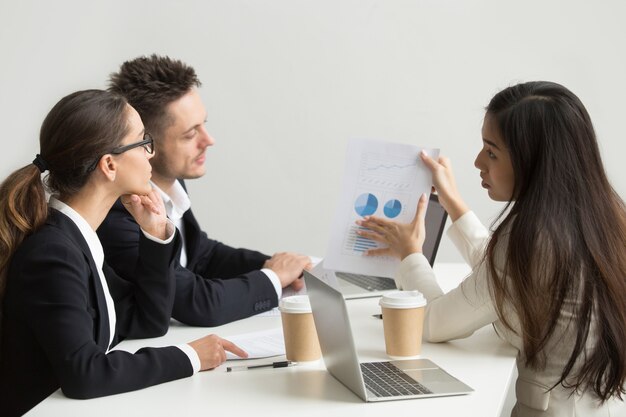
[0,210,191,417]
[97,182,277,327]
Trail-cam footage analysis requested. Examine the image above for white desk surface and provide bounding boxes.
[27,263,517,417]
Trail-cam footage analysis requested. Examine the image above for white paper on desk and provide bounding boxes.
[225,327,285,360]
[324,139,438,278]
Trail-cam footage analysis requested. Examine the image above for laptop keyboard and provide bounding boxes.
[361,362,433,397]
[336,272,397,291]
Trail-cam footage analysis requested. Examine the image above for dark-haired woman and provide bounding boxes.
[357,81,626,416]
[0,90,246,416]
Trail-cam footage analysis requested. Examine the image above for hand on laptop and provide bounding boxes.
[264,252,312,291]
[355,193,428,260]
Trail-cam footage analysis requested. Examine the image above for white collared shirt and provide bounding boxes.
[48,197,200,373]
[152,180,191,267]
[151,181,282,298]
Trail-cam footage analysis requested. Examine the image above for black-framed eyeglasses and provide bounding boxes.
[87,133,154,172]
[110,133,154,155]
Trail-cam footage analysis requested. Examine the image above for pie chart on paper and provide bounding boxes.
[383,199,402,218]
[354,193,378,216]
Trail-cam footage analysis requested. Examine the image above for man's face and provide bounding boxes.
[150,88,214,184]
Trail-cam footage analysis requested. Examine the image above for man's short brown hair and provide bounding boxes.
[109,54,201,138]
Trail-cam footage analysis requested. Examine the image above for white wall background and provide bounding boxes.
[1,0,624,262]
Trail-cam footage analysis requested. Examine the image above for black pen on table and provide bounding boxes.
[226,360,297,372]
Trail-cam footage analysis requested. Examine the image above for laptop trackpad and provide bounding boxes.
[405,368,456,383]
[391,358,439,371]
[392,359,473,394]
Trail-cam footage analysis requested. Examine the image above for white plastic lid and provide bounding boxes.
[278,295,312,314]
[379,290,426,309]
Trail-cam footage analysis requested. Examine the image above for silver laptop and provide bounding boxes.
[324,193,448,299]
[304,269,473,402]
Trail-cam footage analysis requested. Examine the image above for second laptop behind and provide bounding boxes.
[317,193,448,299]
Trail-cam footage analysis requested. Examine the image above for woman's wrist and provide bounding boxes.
[448,201,470,222]
[142,220,169,240]
[400,245,422,261]
[439,193,469,222]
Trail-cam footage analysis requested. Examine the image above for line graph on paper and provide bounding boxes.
[358,153,418,191]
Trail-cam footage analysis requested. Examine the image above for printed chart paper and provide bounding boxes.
[324,139,439,278]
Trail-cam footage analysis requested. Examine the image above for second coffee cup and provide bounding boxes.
[279,295,322,362]
[379,290,426,359]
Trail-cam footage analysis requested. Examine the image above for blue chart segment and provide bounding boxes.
[354,193,378,216]
[383,199,402,218]
[345,226,378,253]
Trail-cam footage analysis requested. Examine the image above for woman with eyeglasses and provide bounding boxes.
[0,89,246,416]
[357,81,626,416]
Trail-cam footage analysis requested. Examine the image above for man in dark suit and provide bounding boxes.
[98,55,311,326]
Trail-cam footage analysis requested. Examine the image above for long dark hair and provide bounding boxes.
[0,89,129,301]
[485,81,626,401]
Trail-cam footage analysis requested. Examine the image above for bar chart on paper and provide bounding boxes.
[344,225,379,253]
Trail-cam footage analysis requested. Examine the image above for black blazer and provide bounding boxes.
[0,210,191,417]
[98,182,277,327]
